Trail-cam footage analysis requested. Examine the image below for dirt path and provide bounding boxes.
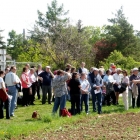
[23,113,140,140]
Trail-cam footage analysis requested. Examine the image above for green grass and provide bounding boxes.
[0,97,140,140]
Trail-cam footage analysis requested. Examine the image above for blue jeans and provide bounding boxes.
[52,94,66,114]
[81,94,89,113]
[7,86,17,115]
[91,89,102,114]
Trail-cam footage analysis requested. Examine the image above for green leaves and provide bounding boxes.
[100,50,140,70]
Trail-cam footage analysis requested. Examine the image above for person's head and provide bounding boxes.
[10,66,17,73]
[93,68,99,75]
[111,65,116,72]
[66,64,71,69]
[57,70,64,76]
[72,72,79,79]
[106,70,111,75]
[66,68,71,73]
[90,67,94,73]
[5,68,10,74]
[22,67,28,73]
[80,73,86,80]
[81,62,85,68]
[31,66,36,70]
[110,63,114,68]
[46,66,51,72]
[38,64,42,70]
[130,69,133,76]
[122,70,128,77]
[25,64,30,69]
[133,68,139,76]
[53,70,58,75]
[116,68,122,74]
[30,68,35,74]
[99,68,104,76]
[71,67,76,73]
[0,71,5,78]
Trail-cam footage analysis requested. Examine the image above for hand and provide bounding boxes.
[81,90,85,94]
[96,86,100,91]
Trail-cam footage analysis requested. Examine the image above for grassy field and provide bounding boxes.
[0,97,140,140]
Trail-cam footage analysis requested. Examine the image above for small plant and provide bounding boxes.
[42,115,52,123]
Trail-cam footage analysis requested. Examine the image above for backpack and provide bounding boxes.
[61,108,71,117]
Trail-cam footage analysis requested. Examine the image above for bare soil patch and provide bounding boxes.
[23,113,140,140]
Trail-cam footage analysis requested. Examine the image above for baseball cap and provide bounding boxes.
[133,67,138,71]
[46,66,51,69]
[111,65,116,69]
[93,68,99,71]
[116,68,122,71]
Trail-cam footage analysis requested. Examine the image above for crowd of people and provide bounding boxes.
[0,62,140,119]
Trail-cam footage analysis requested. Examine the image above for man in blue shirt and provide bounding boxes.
[38,66,54,104]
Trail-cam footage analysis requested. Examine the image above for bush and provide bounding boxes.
[100,50,140,70]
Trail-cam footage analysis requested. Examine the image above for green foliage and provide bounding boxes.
[105,6,137,58]
[7,30,24,60]
[100,50,140,70]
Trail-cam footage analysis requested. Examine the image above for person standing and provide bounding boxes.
[80,73,90,114]
[130,68,140,108]
[36,64,43,100]
[28,68,36,105]
[21,67,31,107]
[38,66,54,104]
[113,68,122,105]
[52,70,70,115]
[5,66,19,117]
[68,72,81,115]
[121,70,129,110]
[128,69,133,107]
[88,68,103,114]
[78,62,88,75]
[103,70,116,106]
[0,71,10,119]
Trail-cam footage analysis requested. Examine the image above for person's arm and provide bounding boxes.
[132,80,140,84]
[48,69,54,78]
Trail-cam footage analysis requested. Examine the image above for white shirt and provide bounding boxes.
[80,79,90,90]
[5,72,17,86]
[16,75,21,83]
[0,77,4,89]
[29,73,36,84]
[79,68,89,75]
[113,73,122,84]
[37,70,43,75]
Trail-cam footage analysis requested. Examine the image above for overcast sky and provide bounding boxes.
[1,0,140,41]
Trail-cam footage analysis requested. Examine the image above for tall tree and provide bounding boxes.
[35,0,69,43]
[7,30,24,60]
[105,6,137,53]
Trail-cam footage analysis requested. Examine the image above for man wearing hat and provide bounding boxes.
[88,68,103,114]
[38,66,54,104]
[130,68,140,108]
